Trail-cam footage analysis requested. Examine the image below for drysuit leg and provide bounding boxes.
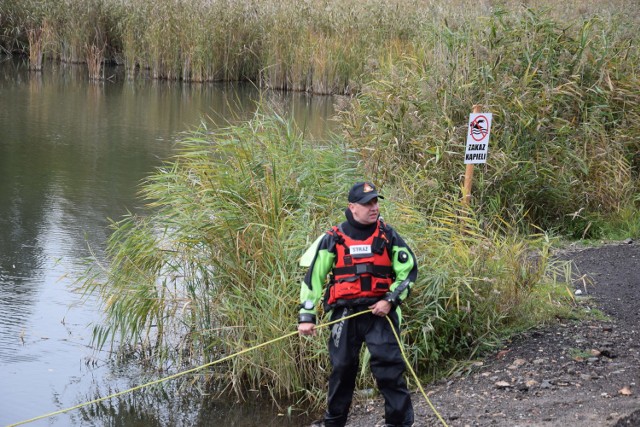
[366,312,414,426]
[323,308,363,427]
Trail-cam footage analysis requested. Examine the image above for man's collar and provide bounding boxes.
[344,208,377,230]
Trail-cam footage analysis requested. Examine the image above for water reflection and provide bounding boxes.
[0,57,331,426]
[70,383,307,427]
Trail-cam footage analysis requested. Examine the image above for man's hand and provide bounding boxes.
[298,322,317,336]
[369,299,392,317]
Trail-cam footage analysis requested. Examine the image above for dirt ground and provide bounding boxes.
[344,241,640,427]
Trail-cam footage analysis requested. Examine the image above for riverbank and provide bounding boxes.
[341,241,640,426]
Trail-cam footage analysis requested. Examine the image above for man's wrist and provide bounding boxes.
[383,292,399,308]
[384,279,411,308]
[298,313,317,324]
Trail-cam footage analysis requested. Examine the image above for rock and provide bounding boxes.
[495,381,512,389]
[618,386,633,396]
[507,359,526,370]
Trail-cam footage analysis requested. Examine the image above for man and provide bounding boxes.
[298,181,417,427]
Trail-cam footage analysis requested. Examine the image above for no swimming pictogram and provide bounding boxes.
[470,115,490,142]
[464,112,492,164]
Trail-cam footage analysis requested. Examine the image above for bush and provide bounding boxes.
[81,110,362,401]
[338,8,640,237]
[80,109,574,408]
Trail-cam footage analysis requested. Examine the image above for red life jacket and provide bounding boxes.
[327,220,394,305]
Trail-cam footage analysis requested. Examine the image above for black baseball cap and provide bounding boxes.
[348,181,384,204]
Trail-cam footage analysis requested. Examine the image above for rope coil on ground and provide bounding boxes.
[7,310,447,427]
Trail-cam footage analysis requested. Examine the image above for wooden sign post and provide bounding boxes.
[462,105,492,205]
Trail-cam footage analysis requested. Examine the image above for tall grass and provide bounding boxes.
[5,0,634,92]
[397,198,573,378]
[0,0,116,77]
[339,7,640,238]
[80,110,360,400]
[78,106,575,410]
[50,0,640,412]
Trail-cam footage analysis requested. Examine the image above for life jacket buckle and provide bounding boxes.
[355,263,369,275]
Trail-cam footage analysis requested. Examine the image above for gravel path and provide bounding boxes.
[343,242,640,427]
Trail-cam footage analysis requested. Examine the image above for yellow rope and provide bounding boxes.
[6,328,298,427]
[385,315,449,427]
[7,310,447,427]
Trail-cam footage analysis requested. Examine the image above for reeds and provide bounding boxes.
[396,197,572,377]
[79,110,360,402]
[26,26,43,70]
[340,6,640,237]
[77,107,577,410]
[57,0,640,412]
[3,0,637,93]
[85,43,105,80]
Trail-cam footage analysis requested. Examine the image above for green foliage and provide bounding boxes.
[0,0,24,52]
[339,7,640,237]
[378,193,574,381]
[79,109,576,409]
[64,0,640,411]
[3,0,639,95]
[595,205,640,240]
[80,111,361,402]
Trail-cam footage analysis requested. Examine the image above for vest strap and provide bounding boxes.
[333,264,393,277]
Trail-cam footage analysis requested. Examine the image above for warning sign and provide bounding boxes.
[464,113,492,164]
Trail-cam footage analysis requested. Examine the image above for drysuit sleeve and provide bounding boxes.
[298,233,336,323]
[384,227,418,307]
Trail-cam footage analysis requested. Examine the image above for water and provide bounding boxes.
[0,58,334,426]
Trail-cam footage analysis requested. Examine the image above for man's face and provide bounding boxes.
[349,198,379,225]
